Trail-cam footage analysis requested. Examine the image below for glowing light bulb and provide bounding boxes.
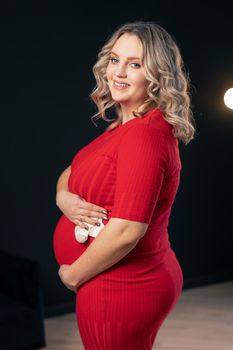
[224,88,233,110]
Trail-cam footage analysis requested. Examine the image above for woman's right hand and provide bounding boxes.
[56,190,108,230]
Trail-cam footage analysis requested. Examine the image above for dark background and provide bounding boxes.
[1,1,233,317]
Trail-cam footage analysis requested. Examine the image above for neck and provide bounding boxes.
[120,105,138,125]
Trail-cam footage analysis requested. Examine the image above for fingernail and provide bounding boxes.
[101,210,108,214]
[103,215,108,220]
[95,223,100,226]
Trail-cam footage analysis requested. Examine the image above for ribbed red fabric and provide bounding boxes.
[53,108,183,349]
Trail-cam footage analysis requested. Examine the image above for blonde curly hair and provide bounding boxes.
[89,20,196,145]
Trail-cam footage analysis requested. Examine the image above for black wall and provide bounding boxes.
[1,2,233,316]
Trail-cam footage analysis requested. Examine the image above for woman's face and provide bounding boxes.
[106,33,149,109]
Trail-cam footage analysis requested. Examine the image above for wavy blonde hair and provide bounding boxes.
[89,20,196,145]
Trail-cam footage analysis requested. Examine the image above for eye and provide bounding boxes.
[130,63,141,68]
[109,57,119,64]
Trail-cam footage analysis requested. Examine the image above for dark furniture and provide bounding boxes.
[0,250,46,349]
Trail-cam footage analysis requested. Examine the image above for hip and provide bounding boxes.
[76,248,183,323]
[77,248,183,298]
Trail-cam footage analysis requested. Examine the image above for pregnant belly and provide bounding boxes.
[53,215,93,266]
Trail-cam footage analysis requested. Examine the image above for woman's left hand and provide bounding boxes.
[58,264,78,293]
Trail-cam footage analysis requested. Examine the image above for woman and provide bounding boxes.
[53,20,196,349]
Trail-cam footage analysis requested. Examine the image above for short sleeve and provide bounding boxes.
[110,124,168,224]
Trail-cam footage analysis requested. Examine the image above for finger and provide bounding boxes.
[78,207,108,220]
[73,218,89,230]
[75,214,105,226]
[80,202,108,215]
[61,264,70,269]
[81,216,102,226]
[77,196,106,215]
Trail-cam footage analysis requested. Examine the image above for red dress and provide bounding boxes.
[53,108,183,349]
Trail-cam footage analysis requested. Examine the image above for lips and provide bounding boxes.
[113,81,130,91]
[113,80,130,86]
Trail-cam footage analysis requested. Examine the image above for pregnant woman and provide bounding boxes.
[53,20,196,349]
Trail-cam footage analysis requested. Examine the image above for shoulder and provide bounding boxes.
[147,108,174,135]
[119,120,170,147]
[123,108,173,138]
[117,116,175,167]
[124,124,164,142]
[117,123,170,167]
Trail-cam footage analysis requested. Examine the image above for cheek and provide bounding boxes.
[133,76,148,92]
[106,64,113,79]
[130,71,146,84]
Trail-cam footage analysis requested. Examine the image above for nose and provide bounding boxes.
[114,64,127,78]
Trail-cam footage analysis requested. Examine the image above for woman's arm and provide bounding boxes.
[60,218,148,290]
[56,165,71,205]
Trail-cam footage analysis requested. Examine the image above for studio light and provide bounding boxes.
[224,88,233,110]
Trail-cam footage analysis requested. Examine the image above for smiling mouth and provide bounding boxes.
[113,81,130,89]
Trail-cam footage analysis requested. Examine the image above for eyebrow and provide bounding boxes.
[110,51,141,60]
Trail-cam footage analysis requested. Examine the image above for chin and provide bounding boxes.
[110,92,131,101]
[112,98,131,104]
